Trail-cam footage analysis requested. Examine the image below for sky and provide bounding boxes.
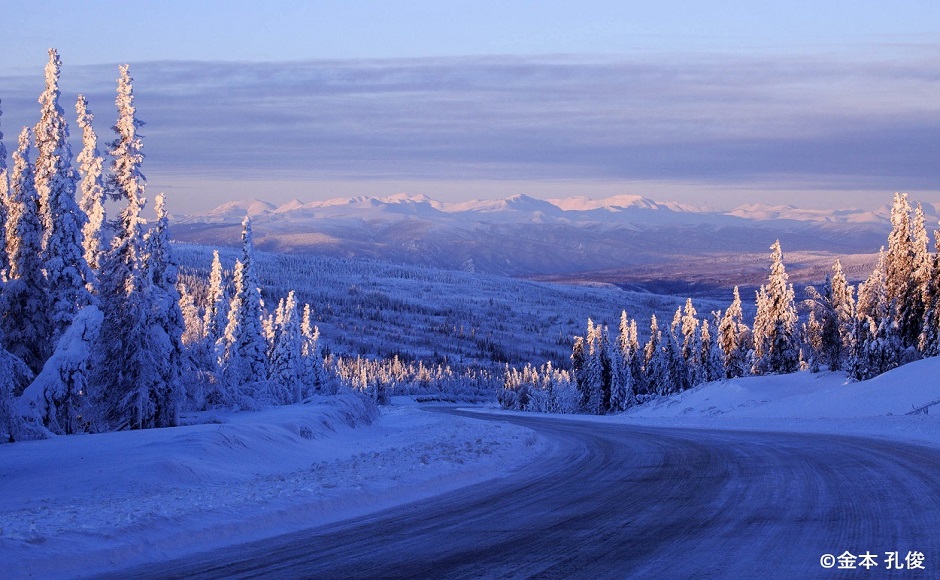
[0,1,938,214]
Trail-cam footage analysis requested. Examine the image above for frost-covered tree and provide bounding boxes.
[1,345,34,442]
[143,193,185,426]
[851,250,902,380]
[920,241,940,356]
[718,286,751,378]
[34,48,92,342]
[680,299,701,385]
[1,128,51,374]
[107,64,145,203]
[884,193,929,351]
[668,307,692,391]
[76,94,106,274]
[19,305,102,435]
[0,99,9,280]
[643,314,663,394]
[92,64,171,430]
[609,310,637,411]
[300,302,324,396]
[575,319,611,414]
[269,291,304,403]
[220,216,268,397]
[752,240,800,375]
[202,250,228,343]
[804,261,855,372]
[698,318,724,383]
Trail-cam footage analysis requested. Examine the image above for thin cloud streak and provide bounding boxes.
[1,50,938,210]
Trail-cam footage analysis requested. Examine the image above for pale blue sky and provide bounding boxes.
[1,1,938,212]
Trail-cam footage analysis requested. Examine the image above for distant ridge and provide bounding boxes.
[173,193,921,280]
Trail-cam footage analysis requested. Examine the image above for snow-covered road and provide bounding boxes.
[110,408,940,578]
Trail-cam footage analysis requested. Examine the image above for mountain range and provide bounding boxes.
[172,193,936,288]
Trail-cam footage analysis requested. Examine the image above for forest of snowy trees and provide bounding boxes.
[0,51,331,442]
[2,51,937,437]
[502,193,940,413]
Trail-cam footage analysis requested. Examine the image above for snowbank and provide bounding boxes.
[627,356,940,419]
[600,357,940,450]
[0,395,547,578]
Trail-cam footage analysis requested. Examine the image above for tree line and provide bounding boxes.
[502,193,940,414]
[0,50,329,442]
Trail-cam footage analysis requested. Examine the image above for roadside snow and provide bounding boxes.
[0,394,547,578]
[483,357,940,450]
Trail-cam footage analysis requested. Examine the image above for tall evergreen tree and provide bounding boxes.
[220,216,268,397]
[718,286,751,378]
[300,302,324,396]
[269,290,304,403]
[698,318,724,383]
[851,249,902,379]
[34,48,92,342]
[884,193,928,351]
[76,94,106,274]
[92,63,166,430]
[752,240,800,375]
[107,64,145,203]
[920,236,940,356]
[144,193,185,426]
[203,250,228,343]
[0,99,9,281]
[643,314,662,395]
[1,128,51,374]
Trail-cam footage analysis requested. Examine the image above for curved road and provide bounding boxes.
[113,410,940,578]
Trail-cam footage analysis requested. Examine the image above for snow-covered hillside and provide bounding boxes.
[172,193,909,278]
[176,243,728,369]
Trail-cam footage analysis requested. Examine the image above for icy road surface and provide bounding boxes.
[110,408,940,578]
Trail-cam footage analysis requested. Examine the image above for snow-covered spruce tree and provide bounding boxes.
[920,240,940,356]
[178,282,203,346]
[300,302,325,396]
[92,63,173,430]
[717,286,751,378]
[269,291,304,404]
[220,216,269,402]
[76,94,106,274]
[18,305,102,435]
[609,310,637,411]
[909,203,932,353]
[661,316,685,394]
[575,319,611,414]
[884,193,929,352]
[804,260,855,371]
[698,318,724,383]
[34,48,92,342]
[143,193,185,426]
[202,249,228,345]
[1,128,52,375]
[851,249,902,380]
[667,307,691,391]
[804,273,841,371]
[0,99,9,280]
[752,240,800,375]
[0,344,35,443]
[642,314,662,395]
[570,334,587,405]
[680,298,701,386]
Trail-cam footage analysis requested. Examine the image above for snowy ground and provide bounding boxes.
[481,356,940,451]
[4,359,938,578]
[0,394,548,578]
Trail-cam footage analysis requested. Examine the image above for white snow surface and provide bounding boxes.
[0,394,547,578]
[4,359,940,577]
[486,356,940,450]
